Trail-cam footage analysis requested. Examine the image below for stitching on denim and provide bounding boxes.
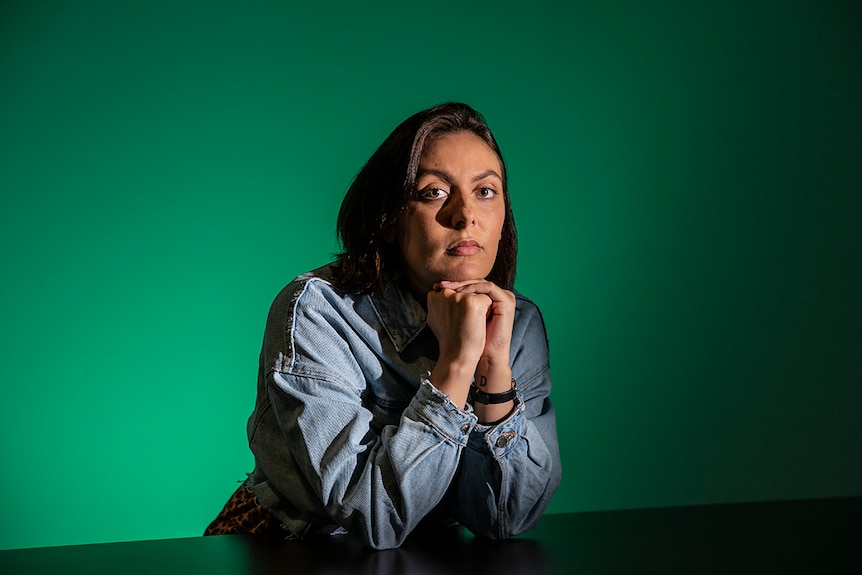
[284,277,323,372]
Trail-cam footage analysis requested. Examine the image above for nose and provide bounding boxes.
[444,192,476,229]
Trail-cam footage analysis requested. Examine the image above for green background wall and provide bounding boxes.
[1,0,860,550]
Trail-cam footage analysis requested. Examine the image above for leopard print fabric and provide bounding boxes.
[204,480,284,538]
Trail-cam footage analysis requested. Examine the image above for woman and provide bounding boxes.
[205,102,561,549]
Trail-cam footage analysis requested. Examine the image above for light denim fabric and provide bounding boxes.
[246,264,561,549]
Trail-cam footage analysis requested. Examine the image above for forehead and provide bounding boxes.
[419,131,502,175]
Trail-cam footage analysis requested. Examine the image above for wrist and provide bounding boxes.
[474,361,512,394]
[476,353,510,373]
[470,379,517,404]
[472,383,518,425]
[429,362,475,408]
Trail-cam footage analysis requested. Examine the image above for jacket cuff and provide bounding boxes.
[405,378,478,446]
[469,392,527,458]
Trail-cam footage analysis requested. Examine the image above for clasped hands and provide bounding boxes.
[426,279,516,423]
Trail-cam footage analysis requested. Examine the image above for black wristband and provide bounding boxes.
[470,379,517,404]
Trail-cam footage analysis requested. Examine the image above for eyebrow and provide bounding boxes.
[416,168,503,183]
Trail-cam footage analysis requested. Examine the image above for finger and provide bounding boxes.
[444,280,513,303]
[437,279,493,292]
[434,279,483,291]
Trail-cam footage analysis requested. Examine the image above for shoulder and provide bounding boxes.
[514,290,540,312]
[264,263,362,345]
[274,263,337,297]
[263,263,369,380]
[269,264,351,315]
[513,291,547,332]
[510,290,551,381]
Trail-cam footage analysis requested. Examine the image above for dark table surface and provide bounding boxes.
[2,496,859,574]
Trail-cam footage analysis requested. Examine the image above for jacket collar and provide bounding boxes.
[369,276,428,353]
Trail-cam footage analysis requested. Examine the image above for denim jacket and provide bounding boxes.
[246,264,561,549]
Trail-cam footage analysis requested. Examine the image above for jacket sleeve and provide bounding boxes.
[250,283,477,550]
[451,298,562,539]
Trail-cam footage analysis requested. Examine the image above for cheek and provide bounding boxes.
[397,215,434,260]
[493,209,506,242]
[403,211,438,244]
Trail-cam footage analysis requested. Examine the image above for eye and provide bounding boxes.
[477,187,498,199]
[418,187,449,201]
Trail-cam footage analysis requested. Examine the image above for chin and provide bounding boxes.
[441,266,493,283]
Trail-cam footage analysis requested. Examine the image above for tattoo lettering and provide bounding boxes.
[479,375,487,387]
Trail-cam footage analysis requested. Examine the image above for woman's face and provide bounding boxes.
[394,130,506,299]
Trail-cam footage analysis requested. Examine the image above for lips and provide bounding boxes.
[446,239,481,256]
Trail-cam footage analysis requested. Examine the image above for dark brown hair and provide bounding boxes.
[333,102,517,293]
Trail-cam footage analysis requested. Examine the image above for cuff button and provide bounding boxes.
[496,431,516,448]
